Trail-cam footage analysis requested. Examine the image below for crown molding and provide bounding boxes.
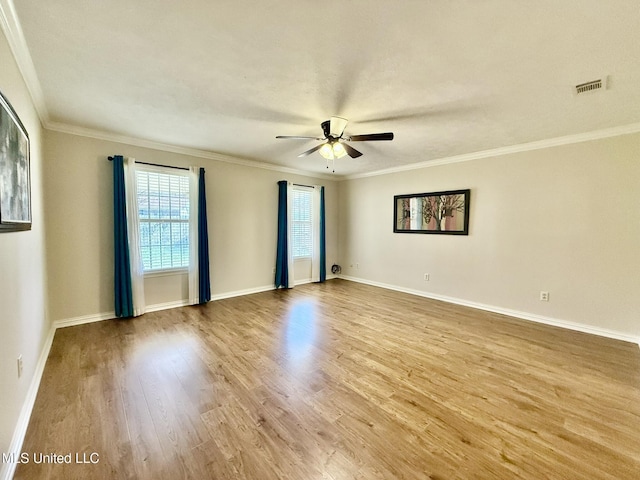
[44,120,337,180]
[344,122,640,180]
[0,0,49,123]
[43,118,640,184]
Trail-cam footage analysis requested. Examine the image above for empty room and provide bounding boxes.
[1,1,639,479]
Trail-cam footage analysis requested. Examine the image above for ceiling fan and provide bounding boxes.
[276,116,393,171]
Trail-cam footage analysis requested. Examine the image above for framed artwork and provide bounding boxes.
[394,189,470,235]
[0,90,31,231]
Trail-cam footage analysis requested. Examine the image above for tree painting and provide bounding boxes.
[422,193,466,231]
[394,190,470,235]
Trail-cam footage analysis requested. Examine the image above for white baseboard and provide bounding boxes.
[212,284,275,300]
[52,300,191,329]
[339,275,640,345]
[53,311,116,329]
[211,275,338,299]
[144,300,190,313]
[52,278,340,330]
[1,324,56,480]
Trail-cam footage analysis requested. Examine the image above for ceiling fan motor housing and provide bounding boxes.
[321,120,331,138]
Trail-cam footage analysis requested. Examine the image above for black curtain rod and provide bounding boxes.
[107,156,189,171]
[293,183,315,188]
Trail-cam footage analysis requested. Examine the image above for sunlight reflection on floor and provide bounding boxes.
[284,299,318,371]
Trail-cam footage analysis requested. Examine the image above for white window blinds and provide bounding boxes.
[291,188,312,258]
[136,168,190,271]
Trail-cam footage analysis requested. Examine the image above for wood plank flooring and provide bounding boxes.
[14,279,640,479]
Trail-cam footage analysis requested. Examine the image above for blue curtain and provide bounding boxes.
[320,186,326,282]
[198,168,211,303]
[275,180,289,288]
[112,155,133,318]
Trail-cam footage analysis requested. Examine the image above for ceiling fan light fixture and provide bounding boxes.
[319,141,347,160]
[319,143,334,159]
[332,142,347,158]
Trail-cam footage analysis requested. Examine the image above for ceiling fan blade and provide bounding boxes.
[297,143,325,157]
[342,143,363,158]
[329,116,348,138]
[347,132,394,142]
[276,135,323,140]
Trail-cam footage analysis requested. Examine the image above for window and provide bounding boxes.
[136,168,190,271]
[291,187,312,258]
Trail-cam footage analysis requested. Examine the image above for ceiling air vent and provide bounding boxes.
[575,79,603,95]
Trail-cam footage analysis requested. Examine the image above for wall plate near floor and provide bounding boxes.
[540,291,549,302]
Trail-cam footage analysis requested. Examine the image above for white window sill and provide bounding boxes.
[294,256,311,262]
[144,268,189,278]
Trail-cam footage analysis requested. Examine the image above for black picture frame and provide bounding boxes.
[394,189,470,235]
[0,90,31,232]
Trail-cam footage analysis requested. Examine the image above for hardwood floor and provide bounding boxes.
[14,280,640,479]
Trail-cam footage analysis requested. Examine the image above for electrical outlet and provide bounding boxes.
[356,263,359,269]
[272,267,276,274]
[424,273,430,281]
[17,355,23,378]
[540,291,549,302]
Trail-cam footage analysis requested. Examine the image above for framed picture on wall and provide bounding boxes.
[0,90,31,231]
[394,189,470,235]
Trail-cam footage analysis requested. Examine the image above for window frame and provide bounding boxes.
[135,164,191,275]
[291,186,313,260]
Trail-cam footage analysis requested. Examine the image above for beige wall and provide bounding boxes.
[43,130,339,322]
[339,133,640,340]
[0,30,49,469]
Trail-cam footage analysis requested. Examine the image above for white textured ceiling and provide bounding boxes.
[10,0,640,176]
